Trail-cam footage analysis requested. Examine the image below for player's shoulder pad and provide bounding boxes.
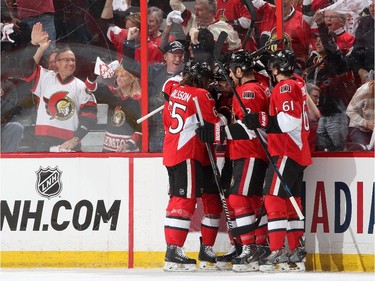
[162,75,183,96]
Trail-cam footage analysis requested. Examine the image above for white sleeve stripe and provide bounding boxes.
[277,112,301,132]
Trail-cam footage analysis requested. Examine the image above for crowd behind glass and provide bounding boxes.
[0,0,374,153]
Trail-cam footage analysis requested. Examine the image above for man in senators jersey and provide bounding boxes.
[22,23,97,152]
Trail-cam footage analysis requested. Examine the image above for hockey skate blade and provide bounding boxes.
[163,262,197,272]
[288,262,306,272]
[215,261,232,270]
[199,261,218,270]
[259,262,289,273]
[232,261,259,272]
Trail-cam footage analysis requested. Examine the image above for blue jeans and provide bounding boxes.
[1,122,24,152]
[316,113,348,151]
[22,13,56,50]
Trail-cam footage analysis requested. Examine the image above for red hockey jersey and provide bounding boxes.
[162,83,221,167]
[228,81,270,162]
[268,78,312,166]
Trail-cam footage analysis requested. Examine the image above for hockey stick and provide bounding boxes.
[136,104,164,124]
[241,0,256,49]
[214,31,304,220]
[248,38,284,60]
[193,96,240,252]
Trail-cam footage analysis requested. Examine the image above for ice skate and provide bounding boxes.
[259,247,289,272]
[288,237,307,272]
[231,244,259,272]
[215,245,241,270]
[198,237,217,270]
[163,244,197,272]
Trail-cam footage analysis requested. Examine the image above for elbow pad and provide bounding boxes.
[265,115,282,134]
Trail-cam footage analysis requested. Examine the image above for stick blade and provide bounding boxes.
[214,31,228,61]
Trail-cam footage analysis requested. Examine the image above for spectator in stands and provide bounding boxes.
[148,6,174,47]
[46,48,59,72]
[21,23,97,152]
[251,0,312,73]
[54,0,94,45]
[347,0,374,85]
[214,0,254,51]
[85,65,142,152]
[304,10,355,151]
[319,9,354,55]
[6,0,56,50]
[122,37,185,152]
[1,76,23,152]
[306,83,321,152]
[346,80,374,150]
[33,43,59,72]
[169,0,242,52]
[148,0,172,17]
[101,0,163,63]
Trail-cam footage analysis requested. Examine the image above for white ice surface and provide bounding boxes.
[0,268,373,281]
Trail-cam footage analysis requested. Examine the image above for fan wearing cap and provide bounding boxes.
[121,39,185,152]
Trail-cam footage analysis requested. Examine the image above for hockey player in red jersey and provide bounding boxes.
[242,49,312,272]
[162,61,227,271]
[224,50,270,272]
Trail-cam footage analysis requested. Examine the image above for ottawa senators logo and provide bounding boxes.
[242,90,255,99]
[280,84,292,93]
[35,166,63,199]
[112,106,126,127]
[266,28,292,53]
[44,91,75,120]
[216,9,227,22]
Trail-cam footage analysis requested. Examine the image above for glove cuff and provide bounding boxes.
[259,111,269,128]
[214,123,227,144]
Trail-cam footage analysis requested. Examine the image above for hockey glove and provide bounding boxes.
[242,112,268,130]
[195,121,224,143]
[242,112,283,133]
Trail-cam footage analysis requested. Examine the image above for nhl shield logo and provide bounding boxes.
[35,166,63,199]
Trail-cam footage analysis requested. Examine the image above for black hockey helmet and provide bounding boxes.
[183,61,214,81]
[227,50,254,73]
[180,61,214,89]
[268,49,295,72]
[213,63,229,81]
